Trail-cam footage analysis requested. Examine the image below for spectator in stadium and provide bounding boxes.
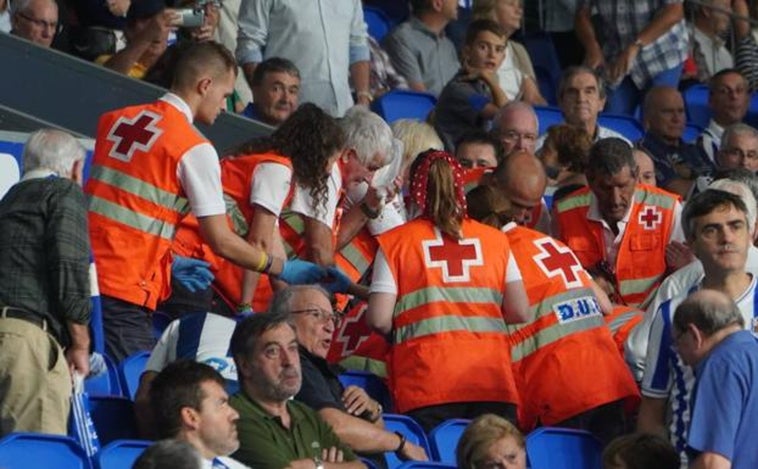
[575,0,687,115]
[553,138,685,308]
[267,285,429,462]
[540,0,583,69]
[455,130,502,170]
[240,57,300,127]
[602,433,680,469]
[229,311,364,469]
[434,19,509,151]
[383,0,460,97]
[697,69,751,166]
[134,439,203,469]
[86,42,327,362]
[638,189,756,466]
[491,101,539,156]
[733,0,758,92]
[538,123,591,195]
[687,0,734,82]
[489,151,551,234]
[467,185,636,443]
[391,119,445,178]
[626,174,758,382]
[456,414,526,469]
[636,86,712,197]
[367,36,409,99]
[95,0,176,79]
[0,129,91,437]
[674,289,758,469]
[714,123,758,174]
[236,0,370,116]
[67,0,128,62]
[470,0,547,105]
[633,148,656,187]
[150,360,249,468]
[366,149,530,432]
[538,66,628,149]
[9,0,58,47]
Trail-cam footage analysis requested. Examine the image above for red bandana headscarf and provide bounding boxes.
[410,150,467,219]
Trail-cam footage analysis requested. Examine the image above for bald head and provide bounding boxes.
[491,151,546,225]
[642,86,686,143]
[633,149,656,186]
[492,102,538,156]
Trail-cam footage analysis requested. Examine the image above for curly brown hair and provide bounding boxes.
[227,103,345,216]
[544,124,592,172]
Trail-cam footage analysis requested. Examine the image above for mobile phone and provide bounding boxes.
[174,8,204,28]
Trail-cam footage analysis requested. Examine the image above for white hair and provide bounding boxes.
[23,128,85,176]
[709,178,758,233]
[340,106,394,166]
[11,0,57,15]
[491,101,539,133]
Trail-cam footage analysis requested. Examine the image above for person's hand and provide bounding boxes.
[190,3,219,41]
[583,44,605,70]
[322,447,344,463]
[322,266,352,295]
[341,385,375,416]
[66,345,90,379]
[278,259,327,285]
[399,441,429,461]
[607,43,640,85]
[666,241,694,271]
[172,255,214,292]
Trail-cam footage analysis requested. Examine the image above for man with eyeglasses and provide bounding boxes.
[697,69,751,166]
[10,0,58,47]
[491,101,539,156]
[638,189,758,468]
[273,285,428,464]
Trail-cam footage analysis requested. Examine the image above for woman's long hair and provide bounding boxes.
[410,150,467,239]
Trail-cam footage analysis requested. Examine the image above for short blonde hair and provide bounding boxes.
[391,119,444,169]
[456,414,525,469]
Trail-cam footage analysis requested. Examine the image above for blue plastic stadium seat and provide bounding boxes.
[683,122,704,143]
[0,140,25,173]
[371,90,437,124]
[428,418,470,464]
[338,370,392,411]
[534,105,564,135]
[396,463,456,469]
[597,113,644,142]
[93,439,151,469]
[382,414,431,469]
[117,350,151,400]
[519,32,562,106]
[526,427,602,469]
[0,433,92,469]
[682,84,711,128]
[84,353,122,397]
[89,396,138,446]
[364,7,392,42]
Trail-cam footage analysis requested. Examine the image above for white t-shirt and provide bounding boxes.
[249,162,293,218]
[289,163,342,228]
[497,41,525,101]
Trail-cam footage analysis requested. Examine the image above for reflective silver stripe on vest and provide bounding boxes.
[394,314,507,344]
[340,241,371,276]
[555,191,591,213]
[279,210,305,258]
[634,189,675,209]
[619,274,660,298]
[88,195,177,240]
[224,193,249,237]
[395,286,504,316]
[90,165,189,214]
[607,310,640,334]
[508,289,606,362]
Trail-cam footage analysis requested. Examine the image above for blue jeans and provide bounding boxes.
[605,63,684,115]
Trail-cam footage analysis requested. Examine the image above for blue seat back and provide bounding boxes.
[597,113,644,142]
[0,433,92,469]
[93,439,151,469]
[534,106,564,135]
[519,32,562,106]
[338,370,392,411]
[428,418,470,464]
[371,90,437,124]
[117,351,151,400]
[526,427,602,469]
[364,7,392,42]
[382,414,431,469]
[84,354,122,397]
[683,122,704,143]
[682,84,711,128]
[396,463,456,469]
[89,396,138,446]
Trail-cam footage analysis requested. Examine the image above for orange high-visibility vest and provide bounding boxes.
[172,152,294,312]
[463,167,491,193]
[604,304,644,357]
[554,185,678,308]
[503,225,639,429]
[377,218,520,413]
[86,100,206,309]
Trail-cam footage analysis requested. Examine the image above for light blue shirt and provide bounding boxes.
[236,0,370,116]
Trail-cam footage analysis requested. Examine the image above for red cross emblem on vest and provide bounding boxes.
[422,228,483,283]
[334,305,371,358]
[106,110,163,162]
[638,205,662,230]
[533,237,585,289]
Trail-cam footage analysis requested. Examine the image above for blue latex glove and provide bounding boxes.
[172,255,214,292]
[322,266,352,295]
[278,258,327,285]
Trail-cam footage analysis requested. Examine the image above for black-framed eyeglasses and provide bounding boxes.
[291,308,343,327]
[16,11,61,33]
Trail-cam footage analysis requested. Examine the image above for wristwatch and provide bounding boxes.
[313,456,325,469]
